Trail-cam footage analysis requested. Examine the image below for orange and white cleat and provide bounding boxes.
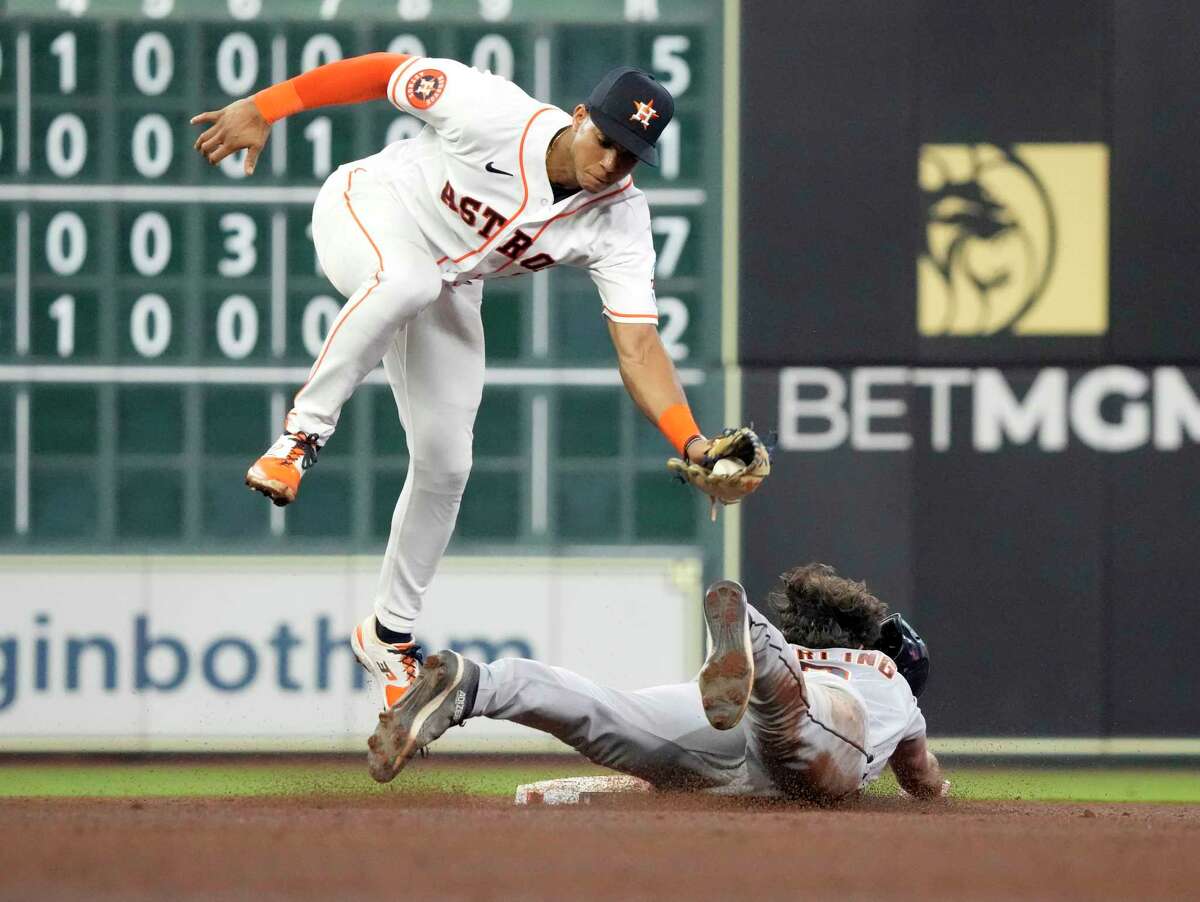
[244,431,321,507]
[351,615,424,711]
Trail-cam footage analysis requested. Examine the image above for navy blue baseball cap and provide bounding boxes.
[586,66,674,166]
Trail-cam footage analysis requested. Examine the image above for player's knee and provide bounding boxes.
[376,262,442,317]
[410,429,474,494]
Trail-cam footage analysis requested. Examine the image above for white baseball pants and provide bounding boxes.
[470,603,872,800]
[299,164,485,632]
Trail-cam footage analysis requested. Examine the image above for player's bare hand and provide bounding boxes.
[190,99,271,175]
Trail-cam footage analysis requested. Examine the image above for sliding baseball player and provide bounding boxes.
[191,56,767,712]
[366,564,949,803]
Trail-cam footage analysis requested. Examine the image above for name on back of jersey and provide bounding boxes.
[796,647,898,682]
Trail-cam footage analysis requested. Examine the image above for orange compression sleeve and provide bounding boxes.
[657,403,702,456]
[252,52,410,123]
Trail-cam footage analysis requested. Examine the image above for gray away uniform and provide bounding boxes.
[469,602,927,800]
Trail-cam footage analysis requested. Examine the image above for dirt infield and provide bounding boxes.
[2,793,1199,901]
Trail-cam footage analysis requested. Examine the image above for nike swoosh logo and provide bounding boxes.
[485,162,514,177]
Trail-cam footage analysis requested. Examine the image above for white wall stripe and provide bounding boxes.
[16,32,31,174]
[531,394,549,534]
[270,35,288,177]
[533,36,551,103]
[15,390,30,535]
[0,183,706,207]
[531,270,549,358]
[14,211,30,355]
[269,391,286,536]
[270,212,287,356]
[0,364,706,387]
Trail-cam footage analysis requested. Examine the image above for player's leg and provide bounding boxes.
[701,580,869,801]
[246,164,443,506]
[351,280,484,711]
[367,648,749,788]
[471,658,749,790]
[372,279,484,635]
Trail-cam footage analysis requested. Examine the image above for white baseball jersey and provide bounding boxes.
[793,645,927,785]
[354,56,660,325]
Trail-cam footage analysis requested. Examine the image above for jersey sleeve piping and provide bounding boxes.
[386,57,428,110]
[602,306,658,323]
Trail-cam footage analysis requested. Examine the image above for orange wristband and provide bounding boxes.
[252,81,304,124]
[251,52,409,124]
[657,403,701,456]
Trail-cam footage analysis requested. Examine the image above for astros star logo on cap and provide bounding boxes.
[629,99,660,130]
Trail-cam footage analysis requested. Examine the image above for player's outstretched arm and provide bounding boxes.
[890,735,951,799]
[607,321,708,464]
[190,52,408,176]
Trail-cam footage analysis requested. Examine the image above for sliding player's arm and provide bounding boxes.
[889,734,950,799]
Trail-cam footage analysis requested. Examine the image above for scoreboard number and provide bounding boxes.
[131,114,173,178]
[45,113,88,178]
[303,296,340,357]
[216,294,259,359]
[218,213,258,278]
[49,31,77,92]
[48,295,76,358]
[657,297,689,361]
[302,116,333,178]
[651,216,690,278]
[397,0,433,22]
[131,32,174,95]
[651,35,690,95]
[129,211,172,277]
[216,32,258,95]
[471,35,514,81]
[301,34,342,72]
[142,0,175,19]
[46,211,87,276]
[130,293,172,358]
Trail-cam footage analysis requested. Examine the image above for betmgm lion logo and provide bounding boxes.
[918,143,1108,336]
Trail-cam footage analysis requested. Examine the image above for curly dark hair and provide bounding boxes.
[768,563,889,648]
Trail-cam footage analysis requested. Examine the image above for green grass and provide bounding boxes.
[0,761,610,799]
[0,762,1197,803]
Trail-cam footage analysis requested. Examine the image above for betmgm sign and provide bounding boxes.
[778,366,1200,453]
[919,143,1108,337]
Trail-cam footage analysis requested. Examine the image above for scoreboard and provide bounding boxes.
[0,0,731,554]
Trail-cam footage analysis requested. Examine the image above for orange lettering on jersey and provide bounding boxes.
[878,656,897,679]
[856,652,877,666]
[800,662,851,681]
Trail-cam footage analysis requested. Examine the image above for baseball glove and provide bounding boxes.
[667,427,771,520]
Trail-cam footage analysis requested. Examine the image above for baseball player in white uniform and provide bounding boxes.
[191,56,723,712]
[365,564,950,802]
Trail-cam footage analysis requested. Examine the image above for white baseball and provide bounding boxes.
[711,458,741,476]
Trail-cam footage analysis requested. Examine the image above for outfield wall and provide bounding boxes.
[0,554,704,751]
